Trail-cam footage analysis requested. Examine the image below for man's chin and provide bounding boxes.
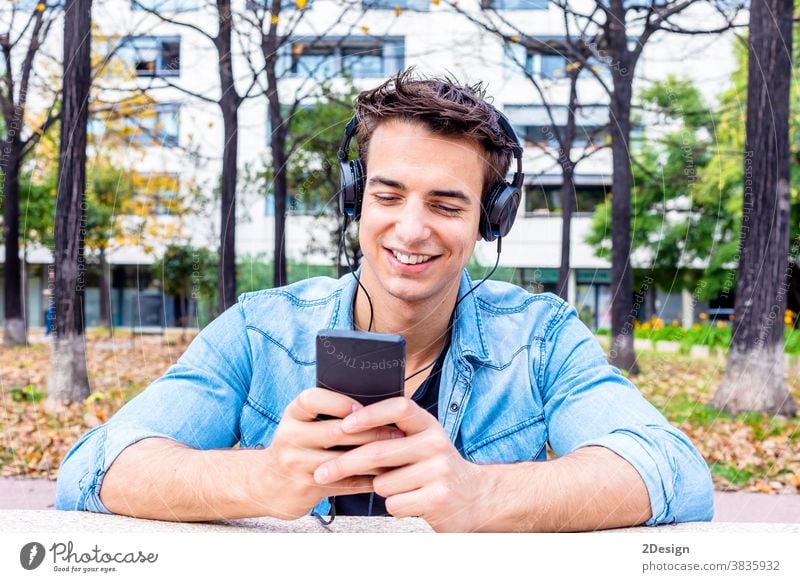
[385,287,432,306]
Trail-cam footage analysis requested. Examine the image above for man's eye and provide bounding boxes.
[374,194,398,203]
[434,204,462,214]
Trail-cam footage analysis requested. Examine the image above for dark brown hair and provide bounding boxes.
[353,68,515,198]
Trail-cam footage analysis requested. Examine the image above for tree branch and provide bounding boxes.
[20,109,61,159]
[129,0,215,42]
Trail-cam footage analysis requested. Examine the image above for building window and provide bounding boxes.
[245,0,314,9]
[525,183,609,215]
[131,0,198,11]
[120,36,181,77]
[362,0,430,10]
[525,184,560,215]
[133,173,181,216]
[88,103,180,148]
[519,267,559,294]
[130,103,180,147]
[518,124,607,149]
[506,38,612,83]
[13,0,64,9]
[482,0,549,10]
[285,37,404,80]
[532,53,568,80]
[504,104,609,150]
[576,269,612,330]
[522,45,571,80]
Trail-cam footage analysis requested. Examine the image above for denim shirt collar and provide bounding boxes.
[330,267,492,367]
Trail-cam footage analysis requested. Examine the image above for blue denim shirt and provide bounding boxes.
[56,269,714,524]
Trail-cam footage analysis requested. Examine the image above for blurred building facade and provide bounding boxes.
[1,0,740,330]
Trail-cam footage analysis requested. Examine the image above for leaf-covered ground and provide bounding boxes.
[631,352,800,494]
[0,331,194,481]
[1,334,798,493]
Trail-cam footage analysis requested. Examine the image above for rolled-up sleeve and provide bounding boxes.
[537,304,713,525]
[55,301,253,513]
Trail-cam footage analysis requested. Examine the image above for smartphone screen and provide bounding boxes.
[316,329,406,407]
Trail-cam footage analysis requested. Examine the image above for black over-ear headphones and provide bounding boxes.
[337,111,525,242]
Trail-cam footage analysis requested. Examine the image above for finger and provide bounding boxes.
[372,460,434,498]
[287,388,363,422]
[309,420,405,450]
[261,446,343,476]
[314,431,428,485]
[340,397,436,436]
[323,475,376,497]
[383,488,428,519]
[386,487,477,531]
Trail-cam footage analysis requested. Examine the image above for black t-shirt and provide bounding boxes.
[332,336,451,516]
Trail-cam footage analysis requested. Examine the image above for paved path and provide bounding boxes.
[2,478,799,522]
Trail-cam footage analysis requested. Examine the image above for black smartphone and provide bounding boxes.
[316,329,406,407]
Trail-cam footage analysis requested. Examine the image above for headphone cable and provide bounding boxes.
[401,236,502,383]
[341,223,503,382]
[341,214,374,332]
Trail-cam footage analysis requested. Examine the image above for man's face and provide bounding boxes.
[357,119,485,309]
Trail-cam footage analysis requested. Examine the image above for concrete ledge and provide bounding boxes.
[3,510,799,533]
[0,510,433,533]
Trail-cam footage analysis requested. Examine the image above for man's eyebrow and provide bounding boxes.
[368,175,406,190]
[368,175,473,205]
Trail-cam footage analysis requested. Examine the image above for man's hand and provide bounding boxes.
[262,388,404,520]
[311,397,488,531]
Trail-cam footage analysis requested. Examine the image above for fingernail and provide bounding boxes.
[341,415,357,431]
[351,403,363,413]
[315,466,329,484]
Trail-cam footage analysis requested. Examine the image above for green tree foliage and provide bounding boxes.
[254,83,361,268]
[4,157,140,254]
[84,161,134,253]
[283,84,359,214]
[151,243,217,327]
[587,38,800,301]
[587,76,715,293]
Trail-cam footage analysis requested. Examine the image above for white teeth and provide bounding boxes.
[392,250,432,265]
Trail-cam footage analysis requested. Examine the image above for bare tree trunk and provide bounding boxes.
[264,32,287,288]
[98,246,111,333]
[2,148,26,344]
[557,69,580,301]
[1,4,51,346]
[270,120,288,288]
[216,0,240,313]
[48,0,92,403]
[713,0,796,417]
[606,8,638,374]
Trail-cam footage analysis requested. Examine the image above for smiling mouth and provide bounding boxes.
[388,248,437,265]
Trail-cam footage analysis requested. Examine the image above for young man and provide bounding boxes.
[56,71,713,532]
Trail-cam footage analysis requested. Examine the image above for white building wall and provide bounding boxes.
[6,0,740,272]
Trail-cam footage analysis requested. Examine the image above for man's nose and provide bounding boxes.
[394,197,431,244]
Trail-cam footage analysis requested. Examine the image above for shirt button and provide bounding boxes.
[449,402,459,413]
[253,444,264,449]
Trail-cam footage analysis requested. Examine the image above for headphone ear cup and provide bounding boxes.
[481,182,521,241]
[338,159,366,220]
[350,159,365,221]
[480,183,505,242]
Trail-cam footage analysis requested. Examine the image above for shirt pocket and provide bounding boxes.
[464,415,548,465]
[239,397,281,449]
